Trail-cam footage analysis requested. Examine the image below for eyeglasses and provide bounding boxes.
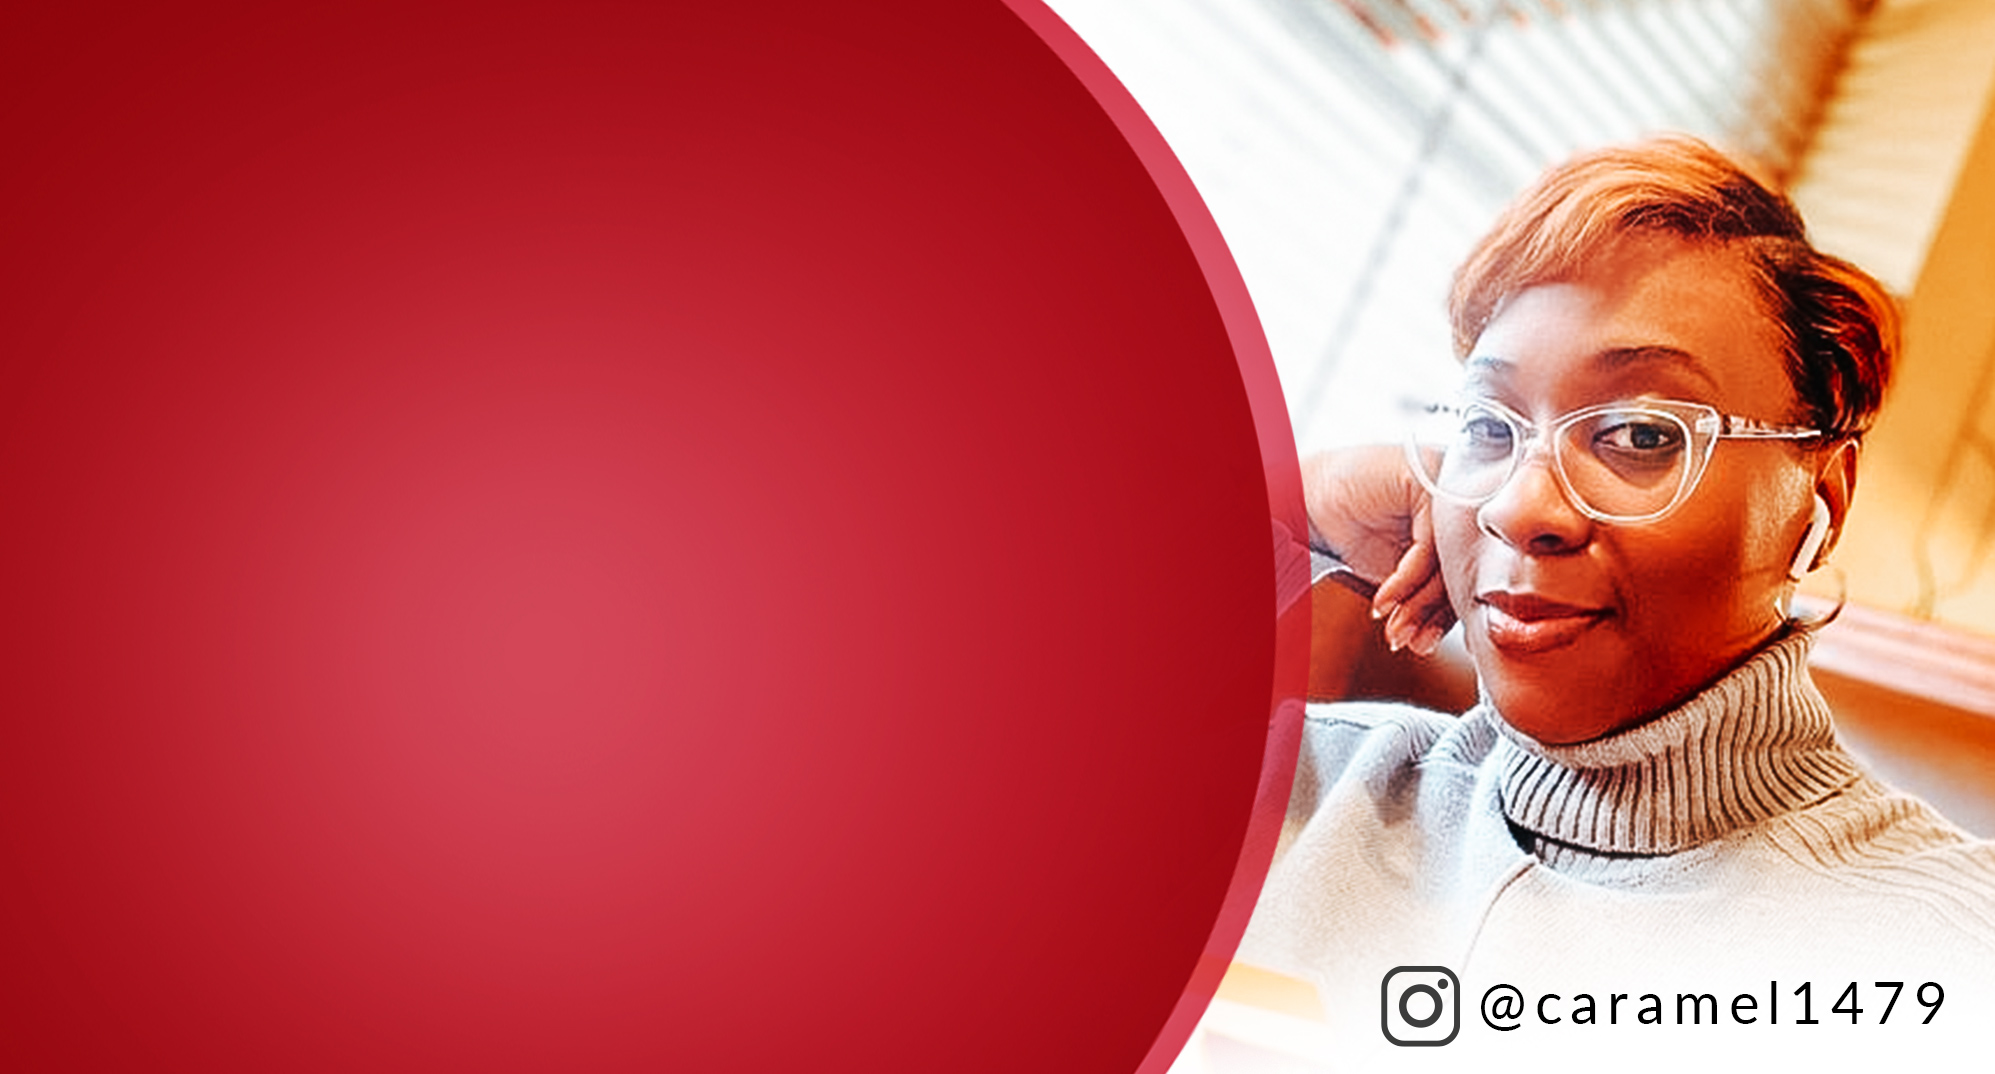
[1404,396,1826,523]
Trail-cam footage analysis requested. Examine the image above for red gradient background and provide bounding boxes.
[0,3,1306,1071]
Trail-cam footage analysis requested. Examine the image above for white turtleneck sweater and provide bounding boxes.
[1236,632,1995,1062]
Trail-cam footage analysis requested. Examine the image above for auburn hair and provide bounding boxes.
[1448,135,1896,438]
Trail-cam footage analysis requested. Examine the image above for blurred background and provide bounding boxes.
[1038,1,1995,1068]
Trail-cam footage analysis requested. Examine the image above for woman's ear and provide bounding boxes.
[1811,440,1860,565]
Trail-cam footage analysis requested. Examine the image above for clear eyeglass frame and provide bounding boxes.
[1403,396,1828,524]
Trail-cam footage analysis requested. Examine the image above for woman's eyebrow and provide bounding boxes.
[1592,344,1720,389]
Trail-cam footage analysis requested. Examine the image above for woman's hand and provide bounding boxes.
[1302,445,1455,656]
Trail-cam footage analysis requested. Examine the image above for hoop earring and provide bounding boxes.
[1783,564,1847,632]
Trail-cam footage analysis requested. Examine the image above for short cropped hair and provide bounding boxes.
[1448,135,1897,439]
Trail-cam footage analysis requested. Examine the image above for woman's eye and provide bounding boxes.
[1594,419,1683,455]
[1459,414,1513,452]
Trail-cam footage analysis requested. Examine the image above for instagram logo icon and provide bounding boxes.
[1380,966,1460,1046]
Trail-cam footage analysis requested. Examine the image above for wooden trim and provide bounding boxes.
[1804,599,1995,717]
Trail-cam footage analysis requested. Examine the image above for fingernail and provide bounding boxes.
[1372,599,1397,622]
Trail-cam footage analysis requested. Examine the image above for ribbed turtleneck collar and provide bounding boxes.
[1484,633,1863,856]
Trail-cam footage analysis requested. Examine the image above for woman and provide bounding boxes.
[1240,136,1995,1045]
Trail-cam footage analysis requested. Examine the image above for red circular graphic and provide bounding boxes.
[0,3,1305,1071]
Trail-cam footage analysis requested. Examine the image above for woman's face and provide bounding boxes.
[1435,233,1827,745]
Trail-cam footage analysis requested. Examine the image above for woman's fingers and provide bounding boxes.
[1401,503,1454,655]
[1371,536,1430,615]
[1375,510,1454,655]
[1303,446,1458,656]
[1380,570,1452,654]
[1402,572,1456,656]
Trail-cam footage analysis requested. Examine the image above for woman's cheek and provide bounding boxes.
[1620,515,1773,669]
[1705,459,1813,590]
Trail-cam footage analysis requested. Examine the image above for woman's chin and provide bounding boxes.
[1472,655,1647,746]
[1461,612,1649,743]
[1498,708,1632,747]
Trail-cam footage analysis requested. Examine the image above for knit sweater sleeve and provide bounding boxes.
[1240,701,1456,977]
[1273,702,1450,845]
[1757,777,1995,954]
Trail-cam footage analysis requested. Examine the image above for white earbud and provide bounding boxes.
[1788,494,1832,581]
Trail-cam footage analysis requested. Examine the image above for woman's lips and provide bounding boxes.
[1477,592,1610,654]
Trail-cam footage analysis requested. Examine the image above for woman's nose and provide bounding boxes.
[1475,449,1593,553]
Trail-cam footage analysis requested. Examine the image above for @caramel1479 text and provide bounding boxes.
[1475,981,1945,1032]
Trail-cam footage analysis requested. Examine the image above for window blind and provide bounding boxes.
[1043,0,1869,449]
